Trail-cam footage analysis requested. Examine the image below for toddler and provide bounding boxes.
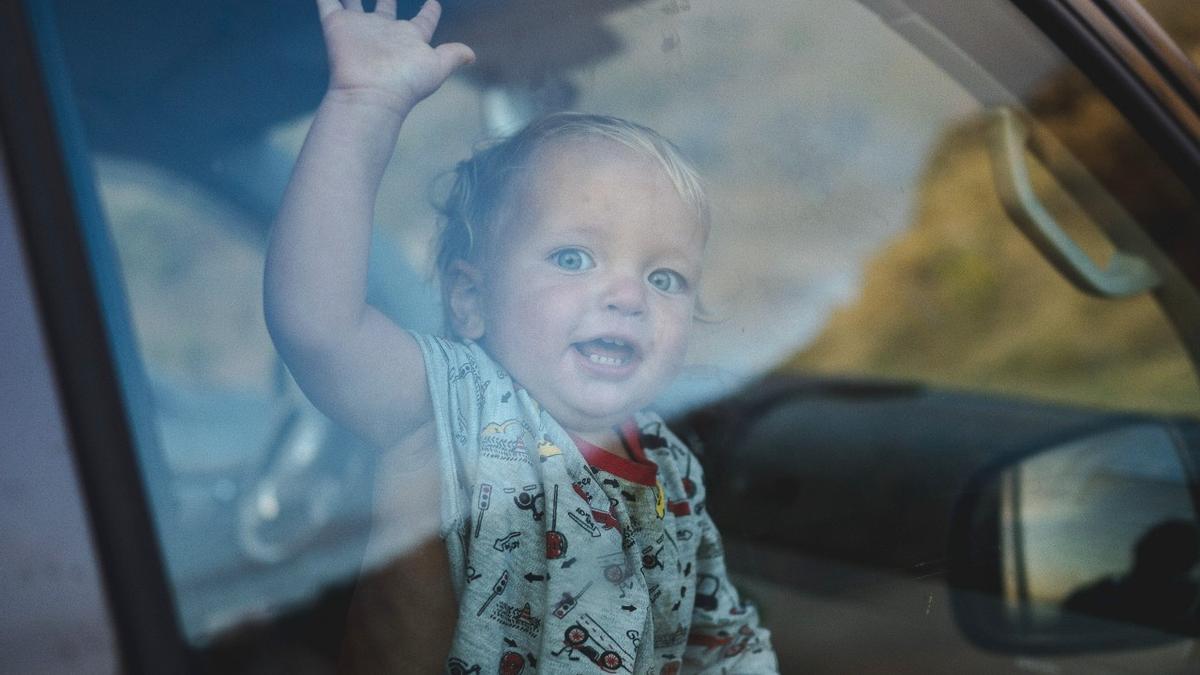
[265,1,778,672]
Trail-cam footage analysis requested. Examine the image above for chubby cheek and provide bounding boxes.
[490,280,580,360]
[653,304,695,374]
[525,283,580,336]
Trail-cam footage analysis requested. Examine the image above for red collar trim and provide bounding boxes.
[571,420,658,486]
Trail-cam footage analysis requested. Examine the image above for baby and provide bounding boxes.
[265,1,778,672]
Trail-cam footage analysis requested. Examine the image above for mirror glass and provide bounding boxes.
[988,424,1200,644]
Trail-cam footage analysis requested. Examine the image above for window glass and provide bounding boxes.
[33,0,1200,670]
[787,111,1200,416]
[98,158,275,395]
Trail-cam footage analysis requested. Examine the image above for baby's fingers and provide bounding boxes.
[436,42,476,72]
[315,0,341,20]
[409,0,443,43]
[375,0,398,18]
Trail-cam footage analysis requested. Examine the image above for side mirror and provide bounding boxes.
[949,423,1200,653]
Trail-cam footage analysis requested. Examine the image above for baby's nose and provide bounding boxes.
[602,274,646,316]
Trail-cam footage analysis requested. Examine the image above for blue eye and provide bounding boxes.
[648,269,687,294]
[550,248,594,271]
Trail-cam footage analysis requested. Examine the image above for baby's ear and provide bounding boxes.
[447,260,485,340]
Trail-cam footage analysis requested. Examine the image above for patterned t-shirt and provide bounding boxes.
[413,334,778,674]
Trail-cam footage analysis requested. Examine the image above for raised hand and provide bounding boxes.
[315,0,475,113]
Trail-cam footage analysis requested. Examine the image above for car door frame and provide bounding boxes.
[0,1,188,673]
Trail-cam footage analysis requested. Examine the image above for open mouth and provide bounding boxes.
[574,337,636,367]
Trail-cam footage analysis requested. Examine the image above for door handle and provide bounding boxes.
[987,107,1160,298]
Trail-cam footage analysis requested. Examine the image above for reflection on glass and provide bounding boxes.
[1063,519,1200,636]
[999,425,1199,635]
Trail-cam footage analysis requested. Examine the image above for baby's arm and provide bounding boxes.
[264,0,473,451]
[682,458,780,672]
[683,513,780,673]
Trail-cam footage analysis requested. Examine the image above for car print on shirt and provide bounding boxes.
[554,613,634,673]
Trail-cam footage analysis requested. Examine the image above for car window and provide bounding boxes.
[97,158,276,396]
[787,105,1200,417]
[26,0,1200,671]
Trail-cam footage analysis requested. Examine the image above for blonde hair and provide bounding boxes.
[435,113,710,318]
